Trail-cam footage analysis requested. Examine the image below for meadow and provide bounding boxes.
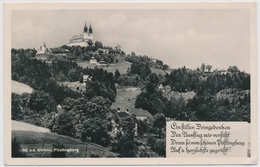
[111,87,152,118]
[12,80,33,95]
[12,130,117,157]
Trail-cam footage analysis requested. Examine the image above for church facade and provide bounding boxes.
[67,22,93,47]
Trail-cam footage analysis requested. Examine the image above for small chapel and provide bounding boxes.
[67,22,93,47]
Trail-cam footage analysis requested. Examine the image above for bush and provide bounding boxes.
[50,141,67,157]
[12,137,26,157]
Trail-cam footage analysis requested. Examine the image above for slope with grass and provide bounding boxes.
[150,67,166,76]
[12,120,117,157]
[57,81,86,92]
[111,87,152,118]
[12,130,117,157]
[77,60,131,75]
[216,88,250,101]
[12,120,50,133]
[162,86,196,101]
[12,80,33,95]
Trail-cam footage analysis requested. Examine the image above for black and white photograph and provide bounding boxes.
[3,2,257,165]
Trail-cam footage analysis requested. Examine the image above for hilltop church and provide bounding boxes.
[67,22,93,47]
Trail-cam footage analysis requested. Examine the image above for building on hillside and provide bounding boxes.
[158,83,165,92]
[83,75,92,86]
[67,22,93,47]
[217,68,227,75]
[90,56,98,65]
[83,75,90,83]
[151,58,158,63]
[36,43,50,59]
[96,48,109,54]
[118,111,130,118]
[114,45,121,51]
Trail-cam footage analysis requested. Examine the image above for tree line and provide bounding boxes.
[135,65,250,122]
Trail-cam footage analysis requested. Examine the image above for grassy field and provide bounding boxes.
[12,130,117,157]
[111,87,152,118]
[58,81,86,92]
[150,67,166,76]
[12,80,33,95]
[163,90,196,101]
[77,60,131,75]
[216,88,250,101]
[12,120,50,133]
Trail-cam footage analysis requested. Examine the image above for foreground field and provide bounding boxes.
[12,80,33,95]
[12,130,117,157]
[111,87,152,118]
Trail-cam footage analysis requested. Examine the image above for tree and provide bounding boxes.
[165,97,187,119]
[82,118,111,146]
[141,64,151,80]
[79,72,84,83]
[111,115,137,157]
[12,72,20,81]
[155,60,163,66]
[51,141,67,157]
[227,66,239,73]
[201,63,205,72]
[153,113,166,138]
[151,139,166,157]
[68,68,79,82]
[12,93,22,120]
[12,137,26,157]
[163,64,169,70]
[52,110,74,136]
[131,51,136,57]
[94,41,103,48]
[98,50,104,55]
[115,69,121,83]
[137,119,150,136]
[87,40,93,46]
[28,91,57,113]
[206,65,212,72]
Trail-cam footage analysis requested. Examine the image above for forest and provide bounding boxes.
[11,45,250,157]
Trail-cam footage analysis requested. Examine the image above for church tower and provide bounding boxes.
[68,21,94,47]
[84,22,88,33]
[83,22,93,41]
[83,22,89,41]
[89,23,93,34]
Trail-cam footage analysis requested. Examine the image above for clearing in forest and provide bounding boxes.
[112,87,152,118]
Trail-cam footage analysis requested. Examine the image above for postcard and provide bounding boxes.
[3,2,257,165]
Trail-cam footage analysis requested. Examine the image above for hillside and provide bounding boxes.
[77,60,132,75]
[57,81,86,92]
[216,88,250,101]
[111,87,152,118]
[12,120,50,133]
[12,121,117,157]
[163,88,196,101]
[12,80,33,95]
[150,67,166,76]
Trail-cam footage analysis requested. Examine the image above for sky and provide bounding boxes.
[11,9,250,72]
